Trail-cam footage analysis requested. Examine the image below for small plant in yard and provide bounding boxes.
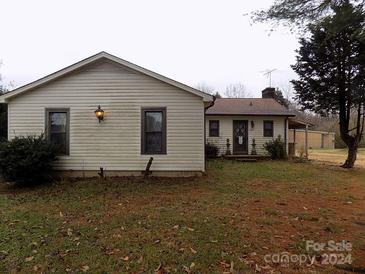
[0,135,58,184]
[298,146,305,159]
[293,145,309,163]
[206,143,219,158]
[263,135,286,160]
[226,138,231,155]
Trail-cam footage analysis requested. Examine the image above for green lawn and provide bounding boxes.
[1,160,365,273]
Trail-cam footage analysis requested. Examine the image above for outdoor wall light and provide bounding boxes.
[251,120,255,128]
[95,105,104,122]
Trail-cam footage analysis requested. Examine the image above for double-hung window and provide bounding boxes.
[46,109,70,155]
[263,120,274,137]
[209,120,219,137]
[141,108,166,154]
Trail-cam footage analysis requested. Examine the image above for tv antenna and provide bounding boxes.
[262,69,277,87]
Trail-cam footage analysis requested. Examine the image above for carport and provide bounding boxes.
[288,118,312,158]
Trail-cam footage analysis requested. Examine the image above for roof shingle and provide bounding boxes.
[206,98,295,116]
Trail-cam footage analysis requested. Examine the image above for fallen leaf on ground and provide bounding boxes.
[182,265,191,273]
[219,261,230,268]
[122,256,129,261]
[230,261,234,273]
[106,248,120,255]
[30,242,38,247]
[25,256,34,262]
[155,263,167,274]
[81,265,89,272]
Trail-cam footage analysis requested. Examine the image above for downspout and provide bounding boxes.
[204,96,216,172]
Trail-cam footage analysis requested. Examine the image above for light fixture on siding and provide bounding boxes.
[251,120,255,129]
[95,105,104,123]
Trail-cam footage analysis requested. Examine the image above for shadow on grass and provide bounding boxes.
[0,180,54,194]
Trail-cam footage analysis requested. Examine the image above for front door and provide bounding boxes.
[233,120,248,155]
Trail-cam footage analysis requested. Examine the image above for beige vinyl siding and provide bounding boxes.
[8,60,205,172]
[206,115,287,156]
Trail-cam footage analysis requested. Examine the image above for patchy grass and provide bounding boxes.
[1,160,365,273]
[309,148,365,168]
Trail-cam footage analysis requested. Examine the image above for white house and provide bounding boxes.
[206,89,296,156]
[0,52,213,177]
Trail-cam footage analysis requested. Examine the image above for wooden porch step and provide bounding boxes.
[222,154,270,162]
[223,155,269,159]
[235,158,258,162]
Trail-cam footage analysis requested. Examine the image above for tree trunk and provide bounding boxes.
[342,142,358,168]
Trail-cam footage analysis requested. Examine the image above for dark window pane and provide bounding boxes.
[50,132,67,155]
[145,132,162,153]
[47,110,68,155]
[50,112,67,133]
[211,129,218,136]
[209,120,219,137]
[211,122,218,129]
[264,122,273,130]
[145,112,162,132]
[264,121,273,137]
[142,109,166,154]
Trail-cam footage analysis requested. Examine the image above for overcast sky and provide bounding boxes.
[0,0,300,98]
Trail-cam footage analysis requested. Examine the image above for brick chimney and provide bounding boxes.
[262,87,276,99]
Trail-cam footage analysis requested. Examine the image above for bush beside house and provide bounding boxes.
[206,143,219,158]
[0,103,7,140]
[263,136,286,160]
[0,135,58,184]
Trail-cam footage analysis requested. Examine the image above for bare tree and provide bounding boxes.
[224,83,250,98]
[194,82,216,95]
[278,83,294,102]
[213,92,222,98]
[0,61,4,95]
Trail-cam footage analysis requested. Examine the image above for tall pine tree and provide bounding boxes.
[0,69,7,140]
[292,1,365,168]
[253,0,365,34]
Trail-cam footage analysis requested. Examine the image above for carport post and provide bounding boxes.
[293,129,296,156]
[305,124,309,158]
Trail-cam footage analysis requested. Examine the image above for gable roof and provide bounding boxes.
[206,98,295,116]
[0,51,213,103]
